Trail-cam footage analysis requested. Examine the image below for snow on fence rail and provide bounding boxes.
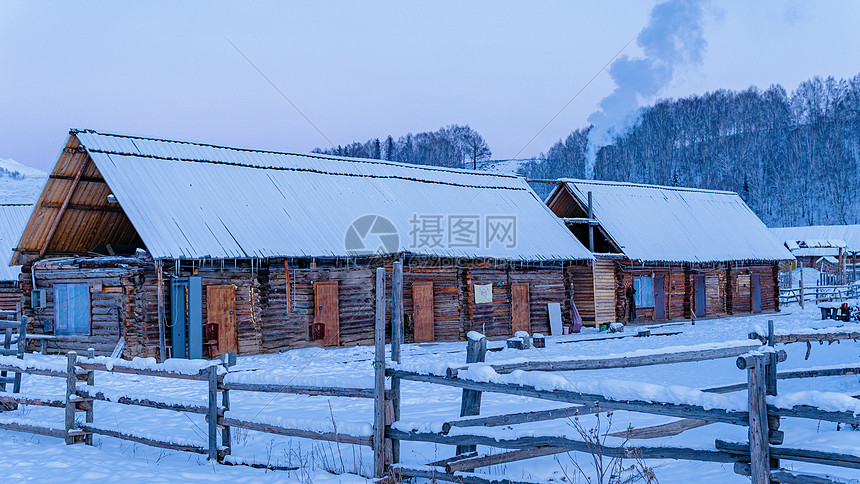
[381,317,860,484]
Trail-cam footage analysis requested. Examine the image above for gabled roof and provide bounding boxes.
[549,179,794,263]
[13,130,592,263]
[0,204,31,281]
[771,225,860,253]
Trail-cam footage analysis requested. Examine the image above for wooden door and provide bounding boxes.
[694,275,706,318]
[511,283,530,335]
[751,273,762,313]
[412,282,434,342]
[654,275,666,320]
[314,281,339,346]
[207,285,237,356]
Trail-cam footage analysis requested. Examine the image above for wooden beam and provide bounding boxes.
[716,439,860,470]
[443,404,599,433]
[447,343,762,377]
[445,446,569,473]
[39,201,124,214]
[219,416,371,446]
[80,424,207,454]
[387,429,738,463]
[40,154,88,258]
[389,369,750,426]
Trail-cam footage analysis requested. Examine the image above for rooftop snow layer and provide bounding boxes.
[558,179,794,263]
[72,130,593,262]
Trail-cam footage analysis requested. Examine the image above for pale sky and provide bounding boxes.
[1,0,859,170]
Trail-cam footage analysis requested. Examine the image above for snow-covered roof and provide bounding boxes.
[29,130,591,262]
[553,179,794,263]
[771,225,860,253]
[816,256,839,265]
[0,204,31,281]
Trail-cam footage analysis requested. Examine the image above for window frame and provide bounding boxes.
[633,276,655,309]
[53,283,92,336]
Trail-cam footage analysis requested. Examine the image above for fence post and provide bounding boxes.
[13,315,27,393]
[738,353,769,484]
[208,365,218,461]
[456,333,487,455]
[85,348,95,445]
[64,351,77,445]
[373,267,387,478]
[391,261,403,465]
[221,353,235,458]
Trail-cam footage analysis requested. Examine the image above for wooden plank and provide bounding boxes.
[0,394,66,408]
[0,420,66,438]
[40,154,88,258]
[511,283,530,335]
[221,381,376,398]
[219,416,371,446]
[769,470,855,484]
[412,282,434,343]
[315,281,339,346]
[388,429,738,463]
[446,446,568,473]
[373,267,387,478]
[76,362,215,381]
[207,284,237,356]
[77,388,208,414]
[80,424,207,454]
[458,334,488,455]
[716,440,860,470]
[284,260,291,314]
[157,262,166,362]
[443,404,599,433]
[448,343,761,377]
[64,351,77,445]
[391,261,403,465]
[389,369,750,426]
[208,365,218,460]
[395,465,544,484]
[747,355,770,484]
[609,418,712,439]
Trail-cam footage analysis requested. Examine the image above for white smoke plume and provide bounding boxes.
[585,0,709,178]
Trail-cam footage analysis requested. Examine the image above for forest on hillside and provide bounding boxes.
[320,72,860,228]
[522,73,860,227]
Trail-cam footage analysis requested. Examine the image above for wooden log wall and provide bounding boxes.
[466,267,511,338]
[566,264,595,325]
[669,269,687,319]
[263,263,375,350]
[592,259,616,326]
[704,268,727,316]
[19,259,147,356]
[401,266,462,342]
[510,267,565,336]
[0,284,22,312]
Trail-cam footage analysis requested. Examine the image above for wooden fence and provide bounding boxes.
[0,349,382,470]
[779,283,860,305]
[381,318,860,484]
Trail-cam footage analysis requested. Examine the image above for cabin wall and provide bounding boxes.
[727,264,779,314]
[262,263,375,350]
[19,261,146,356]
[566,264,595,325]
[400,266,463,342]
[0,283,22,312]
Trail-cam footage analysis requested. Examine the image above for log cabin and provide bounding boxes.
[545,180,794,326]
[11,129,593,358]
[0,204,31,313]
[771,224,860,284]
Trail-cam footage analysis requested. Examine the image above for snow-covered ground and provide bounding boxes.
[2,304,859,483]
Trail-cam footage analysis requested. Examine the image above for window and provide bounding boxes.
[633,277,655,308]
[54,283,91,335]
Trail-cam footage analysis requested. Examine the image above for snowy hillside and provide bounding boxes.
[0,158,47,203]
